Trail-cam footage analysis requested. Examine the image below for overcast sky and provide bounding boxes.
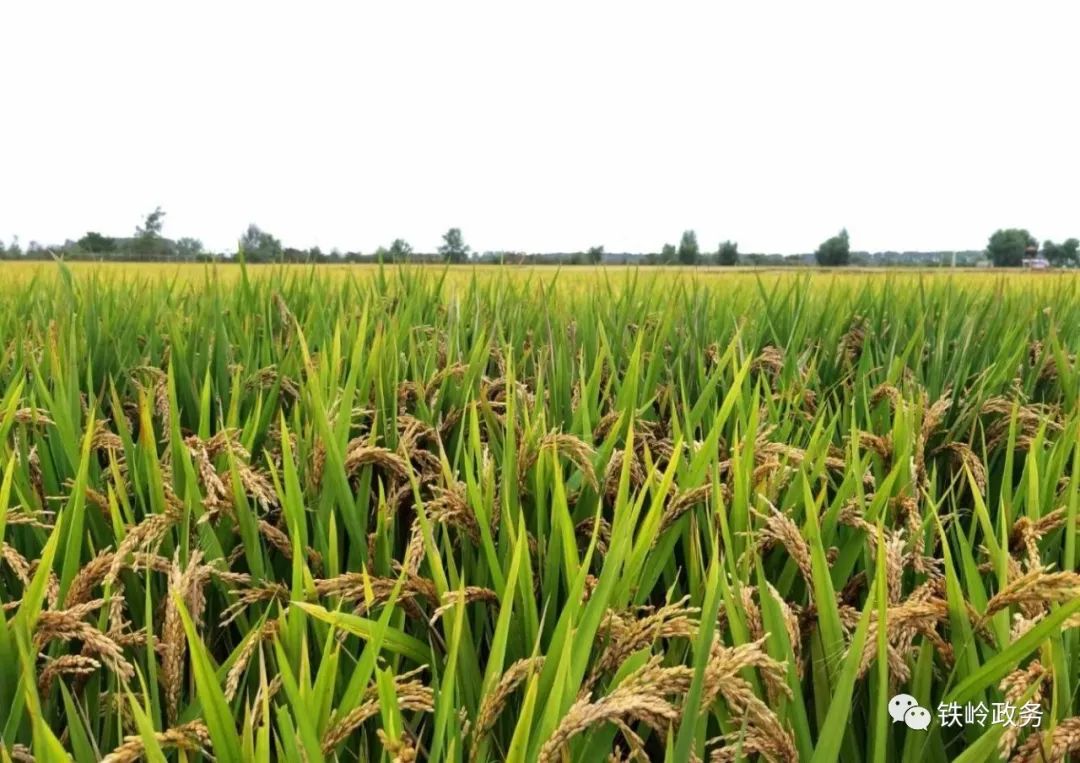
[2,2,1077,255]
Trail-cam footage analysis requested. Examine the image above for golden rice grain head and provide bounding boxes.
[470,657,545,763]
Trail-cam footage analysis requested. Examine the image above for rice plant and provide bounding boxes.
[1,262,1079,762]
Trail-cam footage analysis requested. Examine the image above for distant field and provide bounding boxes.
[1,262,1078,761]
[3,258,1077,287]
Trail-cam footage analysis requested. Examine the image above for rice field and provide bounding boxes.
[1,262,1079,762]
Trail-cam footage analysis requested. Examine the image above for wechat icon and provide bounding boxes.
[889,694,931,731]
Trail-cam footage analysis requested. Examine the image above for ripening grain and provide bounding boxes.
[0,263,1078,762]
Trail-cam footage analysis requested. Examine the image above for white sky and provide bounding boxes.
[1,2,1078,255]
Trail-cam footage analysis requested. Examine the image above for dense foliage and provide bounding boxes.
[814,229,850,267]
[716,241,739,267]
[986,229,1038,268]
[1,264,1079,762]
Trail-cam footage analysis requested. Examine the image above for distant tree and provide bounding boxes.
[7,236,20,258]
[1046,238,1079,266]
[815,228,851,266]
[716,240,739,266]
[677,230,700,265]
[1064,238,1080,265]
[176,237,203,260]
[132,206,166,258]
[137,207,165,238]
[587,245,604,265]
[986,228,1037,267]
[660,243,677,264]
[309,246,323,261]
[77,232,116,253]
[131,205,165,255]
[62,240,84,259]
[239,224,282,262]
[388,239,413,261]
[438,228,470,263]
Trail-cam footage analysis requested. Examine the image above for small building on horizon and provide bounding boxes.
[1022,244,1050,269]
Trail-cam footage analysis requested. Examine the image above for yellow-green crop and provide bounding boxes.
[1,262,1079,762]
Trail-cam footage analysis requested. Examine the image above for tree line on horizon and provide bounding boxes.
[1,208,1077,268]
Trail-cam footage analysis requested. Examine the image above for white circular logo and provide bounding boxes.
[889,694,930,730]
